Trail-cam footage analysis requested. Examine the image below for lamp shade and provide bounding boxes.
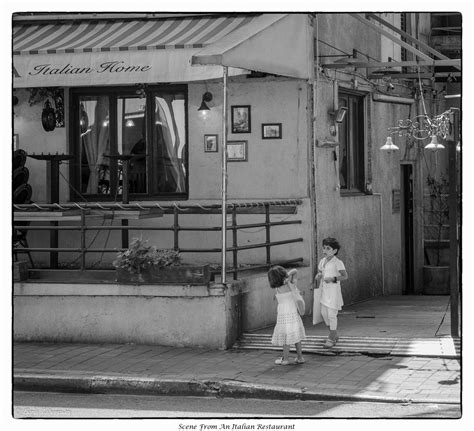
[380,136,399,151]
[198,92,213,111]
[424,135,445,151]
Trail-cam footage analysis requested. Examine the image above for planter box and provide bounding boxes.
[423,265,450,295]
[116,265,211,285]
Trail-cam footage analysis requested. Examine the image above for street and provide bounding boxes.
[13,391,461,419]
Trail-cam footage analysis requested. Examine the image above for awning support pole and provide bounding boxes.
[221,66,228,284]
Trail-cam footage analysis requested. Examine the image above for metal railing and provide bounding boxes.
[14,200,304,280]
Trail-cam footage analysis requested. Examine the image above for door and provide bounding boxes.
[401,164,415,294]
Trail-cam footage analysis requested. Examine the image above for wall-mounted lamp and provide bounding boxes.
[328,106,348,136]
[198,92,213,111]
[329,106,348,124]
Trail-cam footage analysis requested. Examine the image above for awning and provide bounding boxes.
[191,14,314,80]
[13,15,262,88]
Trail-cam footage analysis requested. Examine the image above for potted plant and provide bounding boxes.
[113,238,211,285]
[423,174,450,295]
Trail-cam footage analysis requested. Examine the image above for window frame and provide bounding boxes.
[337,88,367,195]
[69,84,188,202]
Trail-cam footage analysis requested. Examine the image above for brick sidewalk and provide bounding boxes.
[13,342,461,404]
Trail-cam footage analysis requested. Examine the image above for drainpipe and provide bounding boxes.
[311,14,320,278]
[221,66,228,284]
[372,193,385,296]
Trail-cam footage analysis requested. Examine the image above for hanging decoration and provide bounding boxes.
[381,68,456,152]
[28,88,65,129]
[41,99,56,132]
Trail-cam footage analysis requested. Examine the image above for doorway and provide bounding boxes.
[401,164,415,294]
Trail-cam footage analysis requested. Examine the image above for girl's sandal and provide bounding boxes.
[323,338,336,349]
[275,357,290,365]
[294,358,305,364]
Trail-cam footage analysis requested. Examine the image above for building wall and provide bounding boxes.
[13,79,312,270]
[314,14,406,299]
[188,78,309,199]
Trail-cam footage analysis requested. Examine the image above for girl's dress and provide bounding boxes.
[271,285,306,346]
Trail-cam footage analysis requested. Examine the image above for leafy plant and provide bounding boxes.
[113,238,180,274]
[426,174,449,266]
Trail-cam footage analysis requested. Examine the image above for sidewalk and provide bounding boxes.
[13,295,461,404]
[14,341,460,404]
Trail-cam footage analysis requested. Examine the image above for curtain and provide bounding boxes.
[154,95,186,193]
[81,97,110,194]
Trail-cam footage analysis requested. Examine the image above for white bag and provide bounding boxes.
[312,286,324,325]
[289,283,305,316]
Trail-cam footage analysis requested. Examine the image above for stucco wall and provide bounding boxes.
[14,282,238,349]
[240,267,312,331]
[188,78,309,199]
[313,14,405,300]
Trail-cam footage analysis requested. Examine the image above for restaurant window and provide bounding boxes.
[338,90,366,193]
[71,85,187,200]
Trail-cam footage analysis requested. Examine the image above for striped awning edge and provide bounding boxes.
[13,15,259,56]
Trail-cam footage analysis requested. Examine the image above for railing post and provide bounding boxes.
[232,206,238,280]
[173,206,179,251]
[80,208,86,270]
[265,203,271,266]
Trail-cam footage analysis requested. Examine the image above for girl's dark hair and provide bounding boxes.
[322,237,341,254]
[267,265,288,288]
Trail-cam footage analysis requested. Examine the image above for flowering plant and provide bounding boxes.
[113,238,180,274]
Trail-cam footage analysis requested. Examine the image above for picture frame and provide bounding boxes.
[13,134,19,150]
[262,123,282,139]
[204,134,218,152]
[227,140,248,162]
[231,105,251,133]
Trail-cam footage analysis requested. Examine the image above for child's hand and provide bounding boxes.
[287,268,297,283]
[315,272,322,281]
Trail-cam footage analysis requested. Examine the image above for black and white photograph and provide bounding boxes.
[226,140,248,161]
[9,7,468,425]
[262,123,282,139]
[204,134,218,152]
[231,105,251,133]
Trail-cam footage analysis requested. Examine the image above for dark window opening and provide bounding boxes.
[338,91,366,193]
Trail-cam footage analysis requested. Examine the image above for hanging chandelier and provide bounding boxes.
[381,68,458,152]
[387,109,453,141]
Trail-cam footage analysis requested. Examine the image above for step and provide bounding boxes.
[234,334,460,358]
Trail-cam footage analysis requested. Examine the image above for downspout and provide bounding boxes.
[372,193,385,296]
[310,14,319,279]
[221,66,228,284]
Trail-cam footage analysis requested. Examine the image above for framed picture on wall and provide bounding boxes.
[231,105,251,133]
[13,134,19,150]
[227,140,248,162]
[261,123,282,139]
[204,134,218,152]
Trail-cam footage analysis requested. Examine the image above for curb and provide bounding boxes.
[13,372,459,405]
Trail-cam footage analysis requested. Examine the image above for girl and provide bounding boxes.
[314,237,348,348]
[268,266,306,365]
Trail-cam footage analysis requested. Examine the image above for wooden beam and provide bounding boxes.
[366,13,459,68]
[323,59,461,69]
[368,72,462,79]
[367,13,461,72]
[350,13,433,62]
